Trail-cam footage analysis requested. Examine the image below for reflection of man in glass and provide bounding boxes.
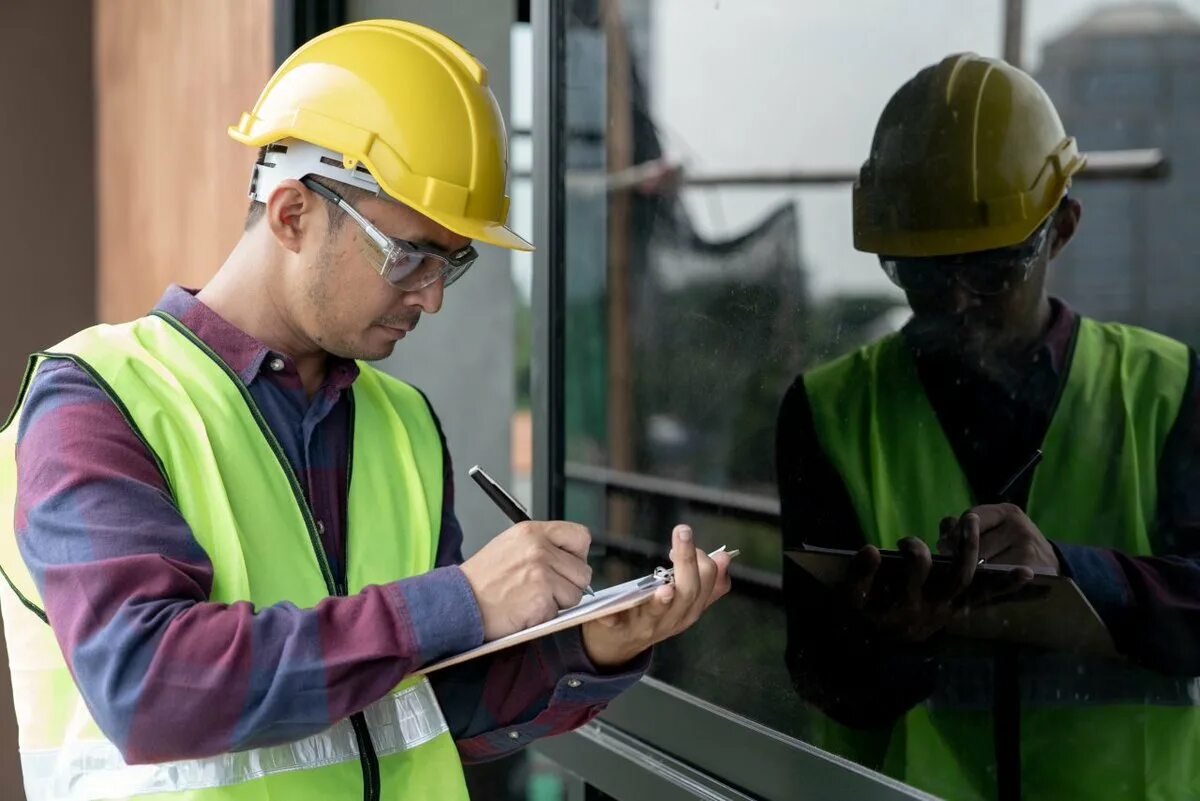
[777,53,1200,801]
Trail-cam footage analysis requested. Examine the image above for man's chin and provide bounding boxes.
[906,321,994,360]
[357,339,400,362]
[325,336,400,363]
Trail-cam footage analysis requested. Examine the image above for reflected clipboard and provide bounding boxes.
[787,546,1118,659]
[418,546,738,675]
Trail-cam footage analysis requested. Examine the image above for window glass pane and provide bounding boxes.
[557,1,1200,799]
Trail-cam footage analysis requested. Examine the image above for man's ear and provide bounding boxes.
[1048,197,1082,261]
[264,179,319,254]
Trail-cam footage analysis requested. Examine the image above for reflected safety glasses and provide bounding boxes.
[301,177,478,292]
[879,215,1055,297]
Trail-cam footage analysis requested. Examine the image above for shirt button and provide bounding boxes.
[268,357,285,372]
[567,679,583,689]
[316,520,326,535]
[508,730,521,741]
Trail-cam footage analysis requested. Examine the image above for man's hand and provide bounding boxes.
[580,525,732,668]
[938,504,1060,574]
[845,535,976,643]
[460,521,593,641]
[845,512,1032,643]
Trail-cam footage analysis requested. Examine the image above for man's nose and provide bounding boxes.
[939,280,981,316]
[405,276,444,314]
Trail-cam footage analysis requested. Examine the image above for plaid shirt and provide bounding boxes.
[13,285,645,764]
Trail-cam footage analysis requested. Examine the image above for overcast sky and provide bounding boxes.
[511,1,1200,301]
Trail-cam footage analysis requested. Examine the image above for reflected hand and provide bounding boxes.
[844,537,971,643]
[938,504,1060,574]
[845,514,1030,643]
[580,525,732,668]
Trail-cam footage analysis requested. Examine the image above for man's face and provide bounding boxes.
[897,200,1080,361]
[902,242,1051,360]
[299,194,473,361]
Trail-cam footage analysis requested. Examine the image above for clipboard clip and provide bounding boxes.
[635,547,739,588]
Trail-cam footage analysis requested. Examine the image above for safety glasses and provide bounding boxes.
[301,177,478,292]
[879,215,1054,297]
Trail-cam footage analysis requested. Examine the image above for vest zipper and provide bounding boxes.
[150,314,382,801]
[343,389,382,801]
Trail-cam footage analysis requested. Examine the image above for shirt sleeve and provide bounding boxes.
[14,360,484,764]
[418,398,648,763]
[1053,350,1200,675]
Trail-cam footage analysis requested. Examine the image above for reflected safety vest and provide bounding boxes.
[0,312,470,801]
[803,317,1196,801]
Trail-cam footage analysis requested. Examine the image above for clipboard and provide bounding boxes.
[418,545,738,675]
[416,572,668,675]
[787,546,1117,658]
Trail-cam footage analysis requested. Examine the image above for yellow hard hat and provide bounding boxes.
[229,19,532,251]
[853,52,1085,258]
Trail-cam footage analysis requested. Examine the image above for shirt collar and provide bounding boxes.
[1040,297,1078,375]
[151,284,360,389]
[901,296,1078,377]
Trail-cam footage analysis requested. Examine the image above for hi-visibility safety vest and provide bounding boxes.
[0,312,470,801]
[802,317,1197,801]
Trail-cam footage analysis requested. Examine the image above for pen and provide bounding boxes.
[468,465,595,596]
[977,449,1044,566]
[996,448,1044,500]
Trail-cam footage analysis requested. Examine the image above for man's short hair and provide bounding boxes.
[243,146,375,232]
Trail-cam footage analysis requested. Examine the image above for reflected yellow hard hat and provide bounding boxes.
[853,52,1085,258]
[229,19,532,251]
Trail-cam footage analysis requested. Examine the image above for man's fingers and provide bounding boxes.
[978,523,1021,563]
[542,521,592,559]
[669,526,701,597]
[548,572,584,611]
[936,516,959,555]
[847,545,880,610]
[962,504,1014,535]
[687,550,719,623]
[542,539,593,591]
[707,551,733,606]
[658,527,701,629]
[946,514,980,598]
[965,567,1033,608]
[651,583,676,612]
[898,537,931,606]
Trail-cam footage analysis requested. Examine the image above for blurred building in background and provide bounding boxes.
[1039,2,1200,345]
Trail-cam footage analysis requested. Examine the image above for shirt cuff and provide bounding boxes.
[547,626,652,681]
[456,631,650,763]
[390,565,484,666]
[1053,540,1132,626]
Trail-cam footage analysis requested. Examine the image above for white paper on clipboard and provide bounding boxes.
[416,573,669,675]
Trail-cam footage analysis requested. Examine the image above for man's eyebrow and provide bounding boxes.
[416,236,469,253]
[377,229,450,251]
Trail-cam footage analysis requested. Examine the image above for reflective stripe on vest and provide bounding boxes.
[802,317,1195,801]
[0,313,469,801]
[20,681,448,801]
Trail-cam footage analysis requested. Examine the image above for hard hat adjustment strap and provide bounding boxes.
[248,139,382,203]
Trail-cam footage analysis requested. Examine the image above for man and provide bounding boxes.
[777,53,1200,801]
[0,20,732,801]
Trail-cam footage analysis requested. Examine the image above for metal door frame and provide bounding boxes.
[527,1,933,797]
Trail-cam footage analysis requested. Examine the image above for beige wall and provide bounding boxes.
[96,0,273,322]
[0,1,97,795]
[0,3,273,796]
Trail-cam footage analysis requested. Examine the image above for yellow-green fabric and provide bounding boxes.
[0,313,469,801]
[802,318,1194,800]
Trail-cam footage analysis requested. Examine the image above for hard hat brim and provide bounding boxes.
[428,211,535,252]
